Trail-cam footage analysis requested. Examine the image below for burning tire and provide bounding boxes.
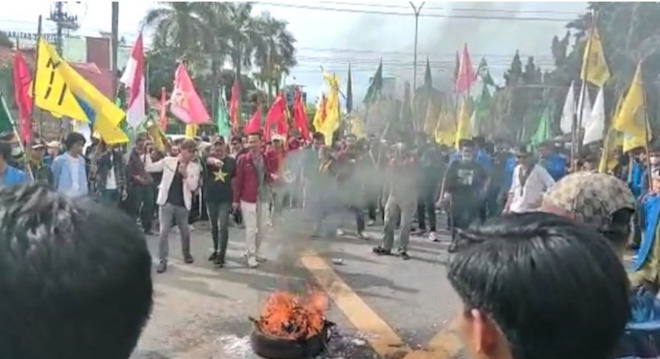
[250,320,335,359]
[250,291,334,359]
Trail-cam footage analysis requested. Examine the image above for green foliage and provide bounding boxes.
[489,2,660,141]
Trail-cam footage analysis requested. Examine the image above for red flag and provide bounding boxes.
[170,63,210,124]
[243,103,262,135]
[159,87,167,131]
[119,32,146,127]
[229,79,241,133]
[12,52,32,144]
[293,88,310,140]
[455,44,476,93]
[264,93,289,142]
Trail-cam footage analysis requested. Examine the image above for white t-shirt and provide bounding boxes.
[106,164,117,190]
[67,154,82,195]
[509,163,555,213]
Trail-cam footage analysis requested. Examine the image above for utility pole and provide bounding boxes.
[111,2,119,99]
[410,2,425,96]
[48,2,79,55]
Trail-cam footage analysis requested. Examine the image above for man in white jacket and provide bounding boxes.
[146,139,201,273]
[503,147,555,214]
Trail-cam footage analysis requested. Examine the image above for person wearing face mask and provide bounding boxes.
[503,146,555,215]
[439,139,489,253]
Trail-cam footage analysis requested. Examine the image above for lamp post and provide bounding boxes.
[409,1,425,100]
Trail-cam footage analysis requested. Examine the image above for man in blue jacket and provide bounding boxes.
[0,141,27,187]
[51,133,88,198]
[538,141,567,181]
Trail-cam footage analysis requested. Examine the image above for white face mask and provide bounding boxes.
[11,146,21,156]
[651,156,660,165]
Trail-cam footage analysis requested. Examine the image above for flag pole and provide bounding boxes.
[0,91,34,180]
[640,60,653,188]
[31,15,42,139]
[572,10,597,171]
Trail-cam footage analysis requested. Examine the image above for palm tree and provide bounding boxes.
[254,12,297,100]
[218,3,261,82]
[143,2,214,63]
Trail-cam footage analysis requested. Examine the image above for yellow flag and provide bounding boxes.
[581,28,611,87]
[146,120,166,152]
[423,99,439,136]
[434,105,456,146]
[185,124,198,139]
[32,39,88,120]
[598,129,623,174]
[351,117,366,139]
[320,72,341,146]
[612,62,645,138]
[34,38,128,144]
[454,98,473,149]
[312,94,326,131]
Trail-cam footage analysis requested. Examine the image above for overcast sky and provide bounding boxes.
[0,1,588,104]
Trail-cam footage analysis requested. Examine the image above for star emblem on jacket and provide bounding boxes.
[214,170,227,182]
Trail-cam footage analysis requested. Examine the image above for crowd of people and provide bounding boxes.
[3,123,660,359]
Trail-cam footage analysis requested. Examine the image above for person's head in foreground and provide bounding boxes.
[541,171,635,256]
[448,212,630,359]
[0,184,153,359]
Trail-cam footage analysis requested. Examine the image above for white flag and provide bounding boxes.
[577,82,592,130]
[560,82,576,134]
[119,33,146,128]
[583,87,605,145]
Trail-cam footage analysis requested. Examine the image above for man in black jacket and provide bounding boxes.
[204,140,236,267]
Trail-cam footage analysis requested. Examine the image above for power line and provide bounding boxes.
[315,1,584,16]
[252,1,575,22]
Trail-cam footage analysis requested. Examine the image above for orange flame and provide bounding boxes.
[257,290,329,340]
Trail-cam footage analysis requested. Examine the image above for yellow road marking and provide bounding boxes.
[301,250,411,357]
[402,319,463,359]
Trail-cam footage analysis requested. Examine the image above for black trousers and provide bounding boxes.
[207,201,231,261]
[450,204,479,241]
[417,183,437,232]
[130,184,154,232]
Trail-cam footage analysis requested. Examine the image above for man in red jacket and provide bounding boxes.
[233,132,275,268]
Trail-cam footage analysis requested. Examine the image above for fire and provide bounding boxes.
[257,290,329,340]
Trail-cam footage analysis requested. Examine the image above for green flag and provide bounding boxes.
[346,64,353,113]
[363,60,382,104]
[0,93,13,135]
[530,107,553,147]
[477,58,495,87]
[424,57,432,89]
[472,84,491,135]
[217,87,231,141]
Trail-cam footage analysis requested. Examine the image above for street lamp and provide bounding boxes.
[409,1,425,99]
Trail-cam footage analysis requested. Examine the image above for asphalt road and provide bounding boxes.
[131,208,464,359]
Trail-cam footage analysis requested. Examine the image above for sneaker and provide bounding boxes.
[428,231,438,242]
[336,229,345,236]
[255,255,267,263]
[208,252,218,262]
[156,260,168,273]
[367,220,375,227]
[189,225,195,232]
[246,256,259,268]
[214,256,225,268]
[398,250,411,260]
[184,255,194,264]
[372,246,392,255]
[448,241,458,254]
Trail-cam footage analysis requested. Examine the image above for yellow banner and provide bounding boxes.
[32,40,88,120]
[33,38,128,144]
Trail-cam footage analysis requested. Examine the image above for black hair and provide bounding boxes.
[458,139,474,149]
[0,141,10,161]
[313,132,325,141]
[64,132,86,150]
[230,135,242,143]
[0,184,153,359]
[448,212,629,359]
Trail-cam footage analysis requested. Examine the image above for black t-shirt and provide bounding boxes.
[203,156,236,203]
[444,160,488,206]
[167,162,186,207]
